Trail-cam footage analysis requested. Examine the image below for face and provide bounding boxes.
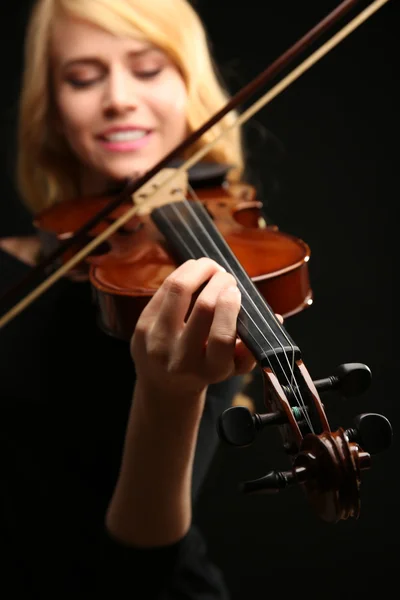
[51,15,188,195]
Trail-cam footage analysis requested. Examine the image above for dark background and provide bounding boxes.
[0,0,398,597]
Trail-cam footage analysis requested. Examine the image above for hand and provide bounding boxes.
[0,236,41,266]
[107,258,285,546]
[130,257,257,402]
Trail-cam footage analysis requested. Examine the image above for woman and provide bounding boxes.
[0,1,265,598]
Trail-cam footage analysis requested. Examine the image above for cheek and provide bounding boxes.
[150,78,188,129]
[56,91,97,140]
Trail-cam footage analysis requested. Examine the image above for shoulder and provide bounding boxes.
[0,236,41,267]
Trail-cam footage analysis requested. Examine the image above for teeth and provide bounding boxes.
[104,131,147,142]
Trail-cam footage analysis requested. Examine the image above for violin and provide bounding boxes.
[0,0,393,522]
[33,164,312,341]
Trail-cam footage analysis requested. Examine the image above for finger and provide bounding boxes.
[276,313,284,324]
[204,284,241,378]
[233,339,257,375]
[178,271,238,354]
[152,258,226,336]
[136,277,172,327]
[137,258,225,326]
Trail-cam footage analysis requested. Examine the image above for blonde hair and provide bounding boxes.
[17,0,244,214]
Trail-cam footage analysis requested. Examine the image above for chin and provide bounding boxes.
[107,159,155,180]
[97,150,171,187]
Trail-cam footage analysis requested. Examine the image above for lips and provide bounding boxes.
[96,128,154,152]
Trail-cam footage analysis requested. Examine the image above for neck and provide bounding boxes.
[151,198,300,373]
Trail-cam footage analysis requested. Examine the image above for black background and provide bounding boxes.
[0,1,398,597]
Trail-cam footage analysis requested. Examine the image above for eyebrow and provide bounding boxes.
[61,47,161,70]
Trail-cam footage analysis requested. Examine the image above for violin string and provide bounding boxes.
[183,186,301,398]
[163,198,313,433]
[183,198,312,431]
[170,199,312,432]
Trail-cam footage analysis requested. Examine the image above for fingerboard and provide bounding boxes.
[152,199,300,376]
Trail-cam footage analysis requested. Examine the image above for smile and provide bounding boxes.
[97,130,153,152]
[102,130,148,142]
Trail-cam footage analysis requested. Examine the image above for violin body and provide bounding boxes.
[34,181,312,341]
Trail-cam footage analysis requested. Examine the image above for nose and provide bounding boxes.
[102,66,138,116]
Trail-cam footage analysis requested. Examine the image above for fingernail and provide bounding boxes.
[226,285,240,295]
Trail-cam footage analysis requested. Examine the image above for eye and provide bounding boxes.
[66,78,99,89]
[135,68,162,80]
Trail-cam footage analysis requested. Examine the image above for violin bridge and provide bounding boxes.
[132,168,188,216]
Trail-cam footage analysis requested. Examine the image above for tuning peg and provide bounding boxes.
[217,405,304,447]
[345,412,393,455]
[313,362,372,397]
[240,466,307,494]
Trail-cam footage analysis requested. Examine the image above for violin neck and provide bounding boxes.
[152,199,300,373]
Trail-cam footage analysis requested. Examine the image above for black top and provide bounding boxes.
[0,248,242,599]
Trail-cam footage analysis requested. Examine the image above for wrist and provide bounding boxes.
[133,377,207,420]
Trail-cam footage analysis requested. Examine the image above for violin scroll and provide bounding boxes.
[218,363,393,522]
[239,413,391,523]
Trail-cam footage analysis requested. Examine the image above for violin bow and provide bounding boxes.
[0,0,391,329]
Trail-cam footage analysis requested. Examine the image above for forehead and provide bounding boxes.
[51,14,154,65]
